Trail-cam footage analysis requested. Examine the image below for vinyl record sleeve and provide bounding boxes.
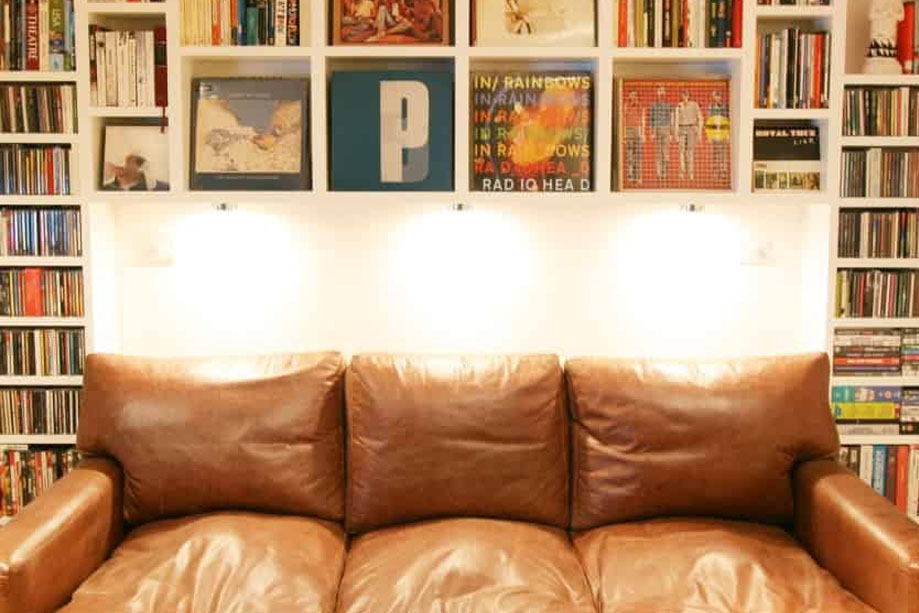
[190,78,310,191]
[475,0,595,47]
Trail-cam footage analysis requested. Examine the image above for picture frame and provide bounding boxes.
[332,0,450,45]
[101,125,171,192]
[474,0,595,47]
[189,78,310,192]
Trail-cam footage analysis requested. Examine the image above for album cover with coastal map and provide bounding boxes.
[190,78,310,191]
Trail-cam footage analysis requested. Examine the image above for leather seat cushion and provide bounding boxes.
[573,518,877,613]
[57,512,346,613]
[336,518,596,613]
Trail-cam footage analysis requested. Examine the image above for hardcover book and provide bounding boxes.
[190,78,310,191]
[333,0,449,45]
[753,125,821,193]
[474,0,594,47]
[330,70,453,191]
[471,71,593,192]
[616,78,731,191]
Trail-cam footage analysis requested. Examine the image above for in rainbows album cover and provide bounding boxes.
[471,71,593,192]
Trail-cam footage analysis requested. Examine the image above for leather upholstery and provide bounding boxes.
[345,354,569,533]
[0,458,123,613]
[336,518,596,613]
[79,352,346,525]
[795,458,919,613]
[566,353,839,530]
[573,517,877,613]
[58,512,346,613]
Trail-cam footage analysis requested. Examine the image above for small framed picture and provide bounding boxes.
[102,126,170,192]
[190,78,310,192]
[333,0,449,45]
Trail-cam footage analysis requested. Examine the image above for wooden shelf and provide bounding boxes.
[0,376,82,386]
[611,47,743,61]
[752,107,831,120]
[843,74,919,86]
[841,136,919,147]
[835,258,919,269]
[0,318,86,327]
[88,106,167,118]
[0,434,76,445]
[180,46,311,59]
[0,133,79,145]
[0,257,85,266]
[86,2,167,15]
[0,72,76,83]
[755,6,835,20]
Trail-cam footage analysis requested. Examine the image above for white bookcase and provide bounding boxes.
[828,0,919,449]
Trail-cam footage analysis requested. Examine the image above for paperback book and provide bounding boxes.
[471,71,593,192]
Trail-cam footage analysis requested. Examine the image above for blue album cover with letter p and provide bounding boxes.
[330,70,454,191]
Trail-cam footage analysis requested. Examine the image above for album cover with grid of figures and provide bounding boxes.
[616,78,732,191]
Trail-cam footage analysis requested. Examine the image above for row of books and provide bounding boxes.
[615,0,743,49]
[0,268,83,318]
[755,28,830,110]
[0,0,76,72]
[0,327,84,376]
[181,0,301,47]
[840,148,919,199]
[89,26,168,109]
[0,144,71,196]
[839,445,919,522]
[838,209,919,260]
[0,446,79,518]
[843,87,919,137]
[0,207,81,257]
[835,269,919,320]
[0,84,76,134]
[832,386,918,436]
[833,328,919,377]
[0,387,78,435]
[897,1,919,75]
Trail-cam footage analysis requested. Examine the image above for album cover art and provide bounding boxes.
[333,0,449,45]
[190,78,310,191]
[616,78,732,191]
[102,126,170,192]
[471,71,593,192]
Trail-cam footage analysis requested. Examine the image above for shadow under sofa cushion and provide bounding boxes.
[335,518,597,613]
[573,518,877,613]
[57,512,346,613]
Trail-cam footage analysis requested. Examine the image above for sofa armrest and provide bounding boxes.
[794,458,919,613]
[0,457,123,613]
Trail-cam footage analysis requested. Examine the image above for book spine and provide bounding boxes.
[245,0,257,45]
[154,25,167,108]
[872,446,887,496]
[619,0,628,47]
[37,0,46,70]
[47,0,61,70]
[731,0,742,48]
[899,2,916,73]
[24,0,37,70]
[286,0,298,46]
[897,445,910,512]
[275,0,286,46]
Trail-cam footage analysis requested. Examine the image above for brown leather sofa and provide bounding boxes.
[0,352,916,613]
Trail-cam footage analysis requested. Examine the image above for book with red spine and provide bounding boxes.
[154,25,167,108]
[619,0,628,47]
[25,0,40,70]
[897,445,910,512]
[732,0,742,48]
[898,2,916,73]
[23,268,42,316]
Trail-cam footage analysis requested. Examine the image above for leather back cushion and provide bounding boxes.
[567,353,839,531]
[79,353,346,525]
[345,354,569,533]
